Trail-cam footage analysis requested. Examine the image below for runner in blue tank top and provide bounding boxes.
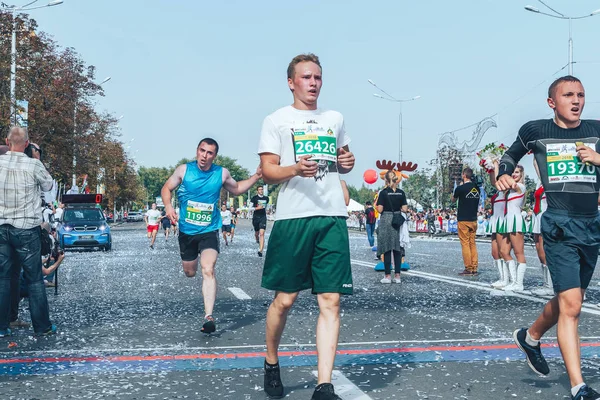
[161,138,261,334]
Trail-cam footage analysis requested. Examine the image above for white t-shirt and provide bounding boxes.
[221,210,232,225]
[146,209,161,226]
[258,106,350,220]
[42,208,53,223]
[54,207,64,221]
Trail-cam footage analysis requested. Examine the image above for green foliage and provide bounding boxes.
[346,183,378,205]
[137,166,172,200]
[401,168,435,210]
[524,175,536,210]
[214,155,250,181]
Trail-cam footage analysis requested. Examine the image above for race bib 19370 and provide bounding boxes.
[185,200,213,226]
[293,127,337,163]
[546,142,597,183]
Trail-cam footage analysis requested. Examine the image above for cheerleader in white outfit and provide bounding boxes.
[500,164,528,291]
[530,158,553,295]
[487,162,511,288]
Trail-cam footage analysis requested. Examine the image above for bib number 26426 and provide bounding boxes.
[293,131,337,163]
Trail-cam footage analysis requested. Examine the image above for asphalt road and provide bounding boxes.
[2,219,600,399]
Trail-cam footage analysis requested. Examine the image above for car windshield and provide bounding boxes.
[63,209,104,222]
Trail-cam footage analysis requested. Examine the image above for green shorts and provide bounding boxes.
[261,216,353,295]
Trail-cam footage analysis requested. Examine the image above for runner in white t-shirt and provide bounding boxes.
[258,53,355,400]
[220,204,232,246]
[144,203,162,249]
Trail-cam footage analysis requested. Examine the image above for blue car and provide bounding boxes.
[58,207,112,251]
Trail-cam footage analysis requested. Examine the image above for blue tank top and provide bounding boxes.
[177,162,223,235]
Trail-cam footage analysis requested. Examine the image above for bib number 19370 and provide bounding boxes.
[546,142,597,183]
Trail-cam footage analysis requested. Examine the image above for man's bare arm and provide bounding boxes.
[161,164,186,223]
[222,167,261,196]
[260,153,318,184]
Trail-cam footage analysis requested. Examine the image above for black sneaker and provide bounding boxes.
[513,328,549,376]
[201,316,216,334]
[311,383,341,400]
[264,361,284,398]
[258,251,263,257]
[573,385,600,400]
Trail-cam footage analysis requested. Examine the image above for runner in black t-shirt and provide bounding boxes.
[452,167,480,276]
[251,185,269,257]
[497,76,600,400]
[229,206,238,243]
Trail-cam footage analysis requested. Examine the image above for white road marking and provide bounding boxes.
[352,259,600,316]
[227,287,251,300]
[8,335,600,356]
[410,252,434,257]
[312,370,373,400]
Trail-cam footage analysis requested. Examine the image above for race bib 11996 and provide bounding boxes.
[185,200,213,226]
[546,142,597,183]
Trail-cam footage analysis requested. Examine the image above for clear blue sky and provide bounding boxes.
[27,0,600,190]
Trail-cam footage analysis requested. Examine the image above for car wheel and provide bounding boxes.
[104,242,112,251]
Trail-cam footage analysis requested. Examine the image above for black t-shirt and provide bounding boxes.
[499,119,600,215]
[231,211,238,224]
[251,195,269,217]
[453,181,480,221]
[376,187,407,212]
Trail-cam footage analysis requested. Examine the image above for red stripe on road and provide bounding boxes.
[2,341,600,365]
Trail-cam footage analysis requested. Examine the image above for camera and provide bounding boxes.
[24,143,42,161]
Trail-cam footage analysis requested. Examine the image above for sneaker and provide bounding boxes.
[9,319,30,329]
[201,316,216,334]
[573,385,600,400]
[311,383,341,400]
[37,324,57,336]
[0,328,11,338]
[458,269,473,276]
[393,276,401,284]
[258,251,263,258]
[150,244,154,249]
[513,328,549,376]
[263,361,284,398]
[380,277,392,284]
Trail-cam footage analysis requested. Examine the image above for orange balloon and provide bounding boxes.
[363,169,378,185]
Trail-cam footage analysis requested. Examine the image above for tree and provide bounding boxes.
[138,166,172,201]
[401,168,435,210]
[524,174,536,210]
[346,183,378,205]
[0,12,141,203]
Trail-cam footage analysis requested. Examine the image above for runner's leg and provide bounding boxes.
[316,292,340,385]
[265,291,299,364]
[199,249,218,318]
[259,228,265,253]
[150,228,158,247]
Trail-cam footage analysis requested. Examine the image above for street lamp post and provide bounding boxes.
[368,79,420,165]
[524,3,600,75]
[71,76,111,189]
[1,1,64,125]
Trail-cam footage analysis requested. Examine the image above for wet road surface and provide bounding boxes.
[2,219,600,399]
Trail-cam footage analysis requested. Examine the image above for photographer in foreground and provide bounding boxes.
[0,126,56,337]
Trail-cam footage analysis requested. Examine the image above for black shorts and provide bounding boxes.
[162,220,171,229]
[178,231,220,261]
[542,210,600,292]
[253,215,267,232]
[222,225,231,233]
